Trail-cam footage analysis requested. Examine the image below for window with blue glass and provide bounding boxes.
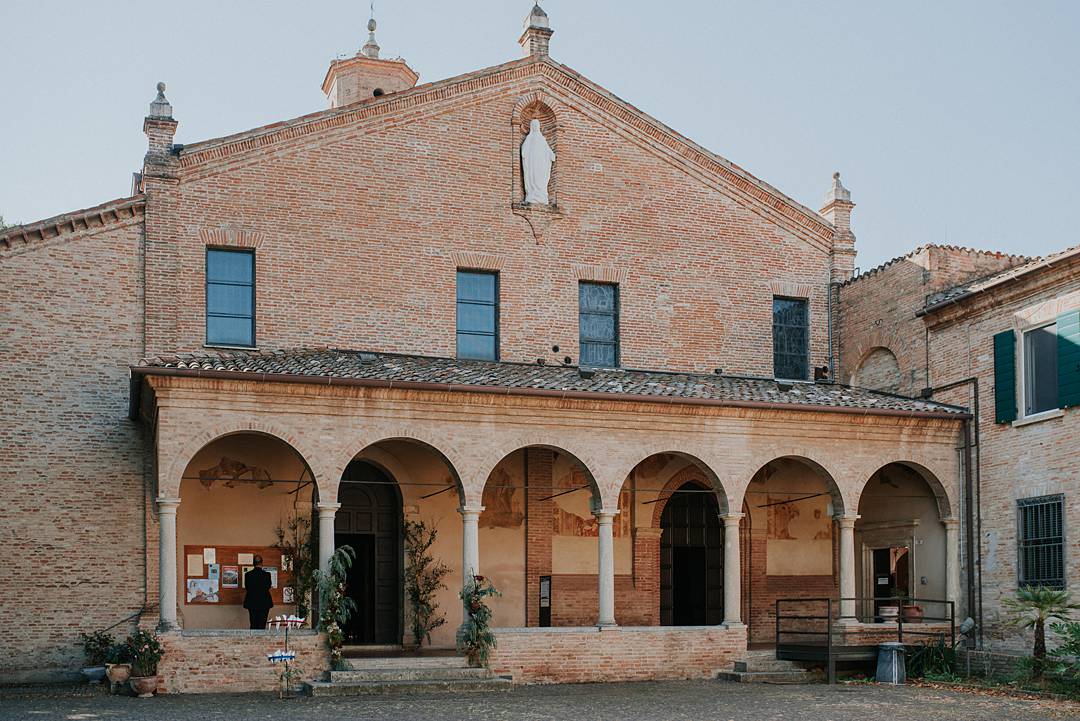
[456,271,499,360]
[206,249,255,347]
[579,282,619,368]
[773,296,808,380]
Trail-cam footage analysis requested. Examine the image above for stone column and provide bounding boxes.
[460,505,484,626]
[316,502,341,577]
[157,497,181,631]
[721,513,744,627]
[596,510,617,627]
[943,518,961,616]
[836,515,859,623]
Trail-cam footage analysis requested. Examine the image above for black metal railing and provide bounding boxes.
[775,596,955,683]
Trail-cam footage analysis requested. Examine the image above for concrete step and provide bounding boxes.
[303,677,513,697]
[717,669,822,684]
[329,666,494,683]
[734,658,814,673]
[341,655,469,671]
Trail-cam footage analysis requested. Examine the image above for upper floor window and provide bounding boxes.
[1023,322,1058,416]
[1018,494,1065,589]
[206,248,255,347]
[579,282,619,368]
[456,270,498,360]
[773,297,808,380]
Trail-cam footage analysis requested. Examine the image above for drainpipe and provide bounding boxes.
[827,282,840,381]
[924,377,982,647]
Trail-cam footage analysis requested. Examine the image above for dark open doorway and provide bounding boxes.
[336,460,402,645]
[660,481,723,625]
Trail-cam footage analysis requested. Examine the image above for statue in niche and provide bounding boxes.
[521,119,555,204]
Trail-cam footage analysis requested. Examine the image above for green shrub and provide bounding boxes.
[78,631,115,667]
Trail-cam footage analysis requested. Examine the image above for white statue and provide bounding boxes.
[521,119,555,204]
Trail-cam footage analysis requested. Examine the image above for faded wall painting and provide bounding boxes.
[551,460,632,575]
[765,494,833,576]
[480,465,524,529]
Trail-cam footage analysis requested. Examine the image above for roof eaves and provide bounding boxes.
[0,195,145,252]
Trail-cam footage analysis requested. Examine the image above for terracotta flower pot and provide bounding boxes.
[105,663,132,685]
[902,604,924,623]
[129,675,158,698]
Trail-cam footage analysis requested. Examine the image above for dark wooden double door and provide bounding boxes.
[660,482,724,625]
[335,460,402,645]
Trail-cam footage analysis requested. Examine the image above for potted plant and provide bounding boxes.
[902,602,925,623]
[125,630,164,697]
[458,575,500,667]
[78,630,113,684]
[104,642,133,689]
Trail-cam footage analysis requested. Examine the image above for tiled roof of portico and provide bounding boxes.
[135,349,968,418]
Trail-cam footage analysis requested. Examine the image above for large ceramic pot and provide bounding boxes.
[902,604,925,623]
[105,663,131,686]
[81,666,107,684]
[878,604,900,623]
[129,675,158,698]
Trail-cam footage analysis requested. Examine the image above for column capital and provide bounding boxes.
[459,504,485,518]
[156,496,181,513]
[594,510,617,523]
[720,512,744,526]
[316,502,341,518]
[942,517,961,529]
[834,514,859,528]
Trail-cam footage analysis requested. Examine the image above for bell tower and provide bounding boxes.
[321,16,419,108]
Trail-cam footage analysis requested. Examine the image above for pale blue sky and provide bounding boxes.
[2,1,1077,269]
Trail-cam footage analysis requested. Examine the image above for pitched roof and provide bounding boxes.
[921,243,1080,314]
[134,348,967,418]
[0,195,145,253]
[843,243,1030,287]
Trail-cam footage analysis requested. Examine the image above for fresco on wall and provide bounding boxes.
[550,462,632,574]
[765,494,833,576]
[197,457,273,489]
[480,466,524,529]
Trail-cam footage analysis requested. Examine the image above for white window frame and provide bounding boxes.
[1015,320,1062,424]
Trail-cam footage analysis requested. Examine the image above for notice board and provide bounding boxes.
[183,545,294,606]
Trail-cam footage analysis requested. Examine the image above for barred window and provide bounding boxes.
[773,297,809,380]
[1018,494,1065,589]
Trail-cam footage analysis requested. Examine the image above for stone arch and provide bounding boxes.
[649,462,728,528]
[473,433,604,509]
[736,452,847,518]
[855,460,954,520]
[161,421,322,499]
[847,326,913,393]
[511,92,560,206]
[851,346,903,394]
[330,429,468,507]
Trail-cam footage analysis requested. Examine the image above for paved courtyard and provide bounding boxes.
[1,681,1077,721]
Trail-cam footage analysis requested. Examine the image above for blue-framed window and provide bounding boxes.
[456,270,498,360]
[773,296,809,380]
[206,248,255,347]
[579,282,619,368]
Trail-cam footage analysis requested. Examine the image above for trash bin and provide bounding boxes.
[876,642,906,685]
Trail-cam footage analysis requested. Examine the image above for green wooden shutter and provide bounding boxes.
[1058,309,1080,408]
[994,330,1017,423]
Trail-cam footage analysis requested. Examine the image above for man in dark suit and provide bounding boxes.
[243,555,273,629]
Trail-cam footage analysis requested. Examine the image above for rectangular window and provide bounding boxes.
[1018,494,1065,589]
[773,297,809,380]
[206,248,255,347]
[579,282,619,368]
[456,270,498,360]
[1023,323,1059,415]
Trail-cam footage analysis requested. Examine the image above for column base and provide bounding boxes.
[597,623,619,631]
[837,616,860,626]
[156,620,181,633]
[723,621,746,630]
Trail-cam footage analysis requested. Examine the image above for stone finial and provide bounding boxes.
[362,17,380,59]
[822,171,851,206]
[820,171,856,282]
[519,3,553,57]
[148,81,173,119]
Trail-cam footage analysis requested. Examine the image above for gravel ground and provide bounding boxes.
[1,680,1077,721]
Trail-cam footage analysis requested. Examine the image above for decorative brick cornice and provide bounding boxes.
[199,228,267,249]
[451,250,505,271]
[174,56,835,249]
[0,195,145,255]
[573,263,628,284]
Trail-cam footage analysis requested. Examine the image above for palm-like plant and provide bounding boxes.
[1004,585,1079,678]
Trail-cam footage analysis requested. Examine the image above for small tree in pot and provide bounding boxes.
[458,575,500,667]
[404,519,451,648]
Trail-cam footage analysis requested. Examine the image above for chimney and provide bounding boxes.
[519,4,553,57]
[820,172,856,282]
[322,17,419,108]
[143,82,178,177]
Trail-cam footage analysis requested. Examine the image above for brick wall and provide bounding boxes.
[157,630,329,693]
[489,625,745,683]
[0,214,149,682]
